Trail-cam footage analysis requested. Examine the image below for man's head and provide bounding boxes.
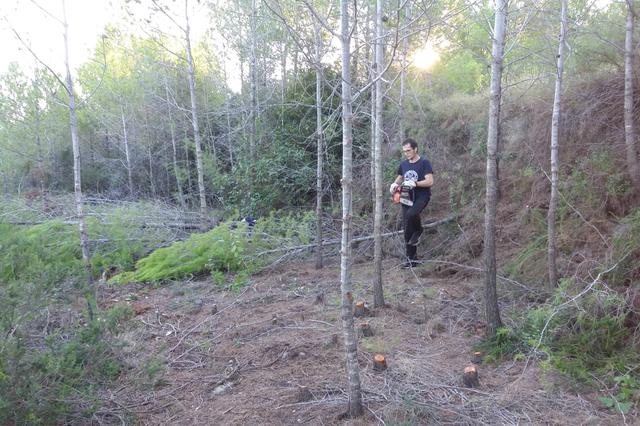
[402,138,419,161]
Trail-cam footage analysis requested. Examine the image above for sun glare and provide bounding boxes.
[411,44,440,70]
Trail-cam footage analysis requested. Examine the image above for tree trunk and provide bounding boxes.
[398,2,410,143]
[250,0,258,161]
[548,0,568,289]
[372,0,385,308]
[63,0,94,320]
[315,23,324,270]
[164,75,186,208]
[120,106,134,197]
[281,39,288,129]
[625,1,640,190]
[339,0,363,417]
[370,1,377,213]
[483,0,507,338]
[185,0,208,223]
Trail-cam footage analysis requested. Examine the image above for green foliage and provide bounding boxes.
[503,233,547,282]
[598,374,638,414]
[111,224,247,284]
[432,50,488,94]
[485,282,640,405]
[0,221,83,287]
[476,327,528,363]
[0,316,126,424]
[609,208,640,286]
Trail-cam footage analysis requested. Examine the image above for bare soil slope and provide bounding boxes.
[100,259,618,425]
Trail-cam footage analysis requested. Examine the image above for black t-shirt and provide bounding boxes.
[397,157,433,200]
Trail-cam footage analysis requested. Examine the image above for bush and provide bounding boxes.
[482,282,640,400]
[609,208,640,286]
[110,223,248,284]
[0,309,129,424]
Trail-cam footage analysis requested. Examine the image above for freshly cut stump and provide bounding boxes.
[373,354,387,371]
[471,351,483,364]
[463,365,479,388]
[354,301,370,317]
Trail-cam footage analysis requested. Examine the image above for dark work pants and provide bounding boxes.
[402,197,429,259]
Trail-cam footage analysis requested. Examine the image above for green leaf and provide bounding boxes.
[598,396,615,408]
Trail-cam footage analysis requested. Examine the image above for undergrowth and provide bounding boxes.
[479,280,640,414]
[110,223,248,283]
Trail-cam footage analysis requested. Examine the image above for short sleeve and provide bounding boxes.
[397,164,403,176]
[423,159,433,176]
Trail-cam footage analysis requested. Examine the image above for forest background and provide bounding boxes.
[2,0,640,423]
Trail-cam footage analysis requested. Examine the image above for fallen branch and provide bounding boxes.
[255,214,459,256]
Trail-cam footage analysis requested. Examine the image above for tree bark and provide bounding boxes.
[483,0,507,338]
[372,0,385,308]
[339,0,363,417]
[164,75,186,208]
[548,0,568,289]
[625,1,640,191]
[184,0,208,223]
[249,0,258,161]
[63,0,94,320]
[398,2,410,143]
[315,23,324,270]
[120,106,134,197]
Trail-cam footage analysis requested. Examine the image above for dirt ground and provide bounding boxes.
[98,258,621,425]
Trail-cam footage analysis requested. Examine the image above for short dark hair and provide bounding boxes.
[402,138,418,149]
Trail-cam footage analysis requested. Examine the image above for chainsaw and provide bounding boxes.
[392,183,414,206]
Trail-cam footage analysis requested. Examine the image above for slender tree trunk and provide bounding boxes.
[483,0,507,338]
[548,0,568,289]
[164,75,186,208]
[185,0,207,223]
[148,141,156,198]
[184,126,192,200]
[222,55,235,170]
[372,0,385,308]
[625,1,640,190]
[339,0,363,417]
[34,99,46,209]
[398,3,410,143]
[63,0,93,320]
[250,0,258,161]
[120,106,134,197]
[315,23,324,270]
[370,1,377,212]
[281,39,287,129]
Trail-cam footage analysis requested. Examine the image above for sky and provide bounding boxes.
[0,0,216,79]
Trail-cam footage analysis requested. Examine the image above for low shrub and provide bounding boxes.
[110,223,248,284]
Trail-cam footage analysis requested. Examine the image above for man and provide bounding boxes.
[389,138,434,268]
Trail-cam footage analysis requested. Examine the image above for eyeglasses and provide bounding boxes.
[402,149,414,153]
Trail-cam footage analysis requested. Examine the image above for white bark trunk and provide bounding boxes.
[63,0,93,319]
[315,23,324,270]
[120,107,134,197]
[483,0,507,338]
[250,0,258,161]
[625,1,640,190]
[340,0,363,417]
[185,0,207,223]
[373,0,385,308]
[548,0,568,289]
[164,76,186,208]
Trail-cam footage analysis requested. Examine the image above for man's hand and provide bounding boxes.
[389,182,399,194]
[402,180,416,189]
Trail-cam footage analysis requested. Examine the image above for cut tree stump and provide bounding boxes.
[373,354,387,371]
[463,365,480,388]
[353,301,370,317]
[471,351,483,364]
[358,322,374,337]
